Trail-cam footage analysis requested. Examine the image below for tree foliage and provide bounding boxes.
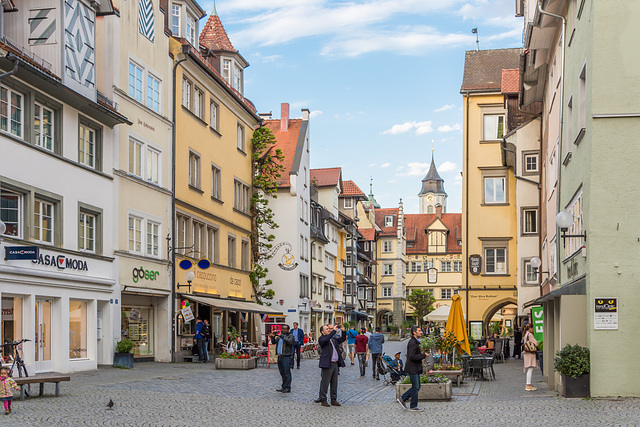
[250,127,285,305]
[407,289,436,322]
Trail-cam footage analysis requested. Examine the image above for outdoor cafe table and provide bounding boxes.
[469,356,495,381]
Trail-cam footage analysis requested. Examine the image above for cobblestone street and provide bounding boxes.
[7,340,639,426]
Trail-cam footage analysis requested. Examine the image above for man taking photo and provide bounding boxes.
[271,325,295,393]
[316,324,346,407]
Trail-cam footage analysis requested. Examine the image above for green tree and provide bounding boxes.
[407,289,436,322]
[250,127,285,305]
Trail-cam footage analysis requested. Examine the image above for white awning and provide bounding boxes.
[122,285,171,296]
[184,294,283,315]
[424,305,451,322]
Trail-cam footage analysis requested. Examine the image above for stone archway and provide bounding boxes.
[376,309,393,331]
[482,297,517,336]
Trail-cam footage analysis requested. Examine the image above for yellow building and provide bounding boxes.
[170,10,277,359]
[461,49,521,339]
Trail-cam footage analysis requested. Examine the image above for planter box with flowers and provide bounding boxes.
[215,352,257,370]
[432,364,464,386]
[395,374,452,401]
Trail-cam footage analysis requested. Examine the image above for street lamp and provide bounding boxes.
[556,211,586,248]
[529,256,548,276]
[178,271,195,293]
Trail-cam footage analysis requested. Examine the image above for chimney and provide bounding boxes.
[281,103,289,132]
[435,204,442,218]
[302,108,310,121]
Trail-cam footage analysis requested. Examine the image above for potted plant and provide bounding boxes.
[395,373,452,401]
[215,351,257,370]
[113,338,135,369]
[554,344,590,398]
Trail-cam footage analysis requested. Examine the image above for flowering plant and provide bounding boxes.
[400,373,450,384]
[434,364,461,371]
[219,352,252,359]
[419,336,437,353]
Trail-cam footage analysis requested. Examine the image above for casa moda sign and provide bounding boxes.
[32,253,89,271]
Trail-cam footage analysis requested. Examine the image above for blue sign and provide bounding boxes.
[5,246,39,260]
[287,309,296,313]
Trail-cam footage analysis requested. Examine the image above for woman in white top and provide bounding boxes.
[522,323,539,391]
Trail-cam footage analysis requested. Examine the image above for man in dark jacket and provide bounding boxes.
[398,326,427,412]
[271,325,295,393]
[315,324,346,407]
[290,322,304,369]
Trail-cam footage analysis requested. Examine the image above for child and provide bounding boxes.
[0,367,19,415]
[390,351,404,384]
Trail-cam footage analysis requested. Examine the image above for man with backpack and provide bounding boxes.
[368,326,385,380]
[346,325,359,365]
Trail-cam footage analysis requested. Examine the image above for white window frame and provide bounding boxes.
[483,114,505,140]
[210,99,219,131]
[382,240,393,253]
[34,102,54,151]
[222,58,231,84]
[182,78,192,109]
[237,123,245,151]
[146,146,161,185]
[78,124,96,168]
[146,221,160,257]
[382,286,392,297]
[0,189,22,238]
[146,74,161,113]
[193,87,203,119]
[128,61,143,102]
[33,199,54,244]
[186,14,196,46]
[384,215,394,227]
[524,261,537,285]
[523,208,538,234]
[441,261,452,272]
[410,262,421,273]
[484,177,506,204]
[78,211,96,253]
[565,190,584,257]
[485,247,507,275]
[233,64,242,93]
[453,260,462,272]
[128,215,143,254]
[188,150,200,189]
[423,261,434,270]
[0,85,24,138]
[343,198,353,209]
[233,179,250,214]
[228,235,237,268]
[441,288,452,300]
[211,164,221,200]
[170,4,180,35]
[383,263,393,276]
[524,153,539,173]
[428,231,446,253]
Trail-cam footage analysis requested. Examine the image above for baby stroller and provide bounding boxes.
[378,353,406,386]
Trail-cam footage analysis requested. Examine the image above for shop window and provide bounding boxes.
[69,300,87,359]
[1,297,23,362]
[121,307,154,357]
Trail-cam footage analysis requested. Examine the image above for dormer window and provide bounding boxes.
[221,58,244,94]
[428,231,446,253]
[186,15,196,46]
[222,59,231,83]
[233,64,242,92]
[384,215,394,227]
[171,3,198,47]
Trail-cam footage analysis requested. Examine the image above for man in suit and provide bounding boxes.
[315,324,346,407]
[290,322,304,369]
[270,325,295,393]
[397,325,428,412]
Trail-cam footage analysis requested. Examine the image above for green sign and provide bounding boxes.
[531,307,544,342]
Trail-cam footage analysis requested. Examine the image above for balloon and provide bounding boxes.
[182,301,186,306]
[185,301,190,307]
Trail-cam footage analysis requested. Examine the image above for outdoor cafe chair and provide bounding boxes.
[482,357,496,380]
[493,339,505,363]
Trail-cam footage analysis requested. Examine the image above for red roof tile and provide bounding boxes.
[341,180,366,197]
[262,119,303,188]
[501,69,520,94]
[199,14,238,53]
[310,167,341,187]
[461,48,522,92]
[404,213,462,255]
[358,228,376,241]
[374,208,400,237]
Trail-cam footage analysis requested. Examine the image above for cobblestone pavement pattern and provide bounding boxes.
[7,339,640,426]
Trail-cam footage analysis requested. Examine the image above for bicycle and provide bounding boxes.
[2,339,31,397]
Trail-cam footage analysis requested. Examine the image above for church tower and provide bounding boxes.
[418,151,447,214]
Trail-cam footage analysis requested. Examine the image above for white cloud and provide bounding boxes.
[310,110,323,118]
[252,52,282,63]
[438,161,457,173]
[437,123,462,133]
[381,162,390,168]
[368,163,377,168]
[382,120,433,135]
[435,104,455,112]
[403,162,429,176]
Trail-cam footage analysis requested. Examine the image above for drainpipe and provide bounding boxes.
[0,54,19,80]
[537,1,566,289]
[464,91,470,332]
[170,45,189,363]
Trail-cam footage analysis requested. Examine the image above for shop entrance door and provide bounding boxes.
[34,300,52,372]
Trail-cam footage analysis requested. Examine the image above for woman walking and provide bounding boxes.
[523,323,538,391]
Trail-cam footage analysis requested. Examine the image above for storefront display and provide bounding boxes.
[121,307,154,357]
[69,300,88,359]
[1,297,22,362]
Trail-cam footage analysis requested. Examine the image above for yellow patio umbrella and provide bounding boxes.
[445,294,471,355]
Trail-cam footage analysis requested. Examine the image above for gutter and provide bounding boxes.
[0,52,18,80]
[464,91,470,330]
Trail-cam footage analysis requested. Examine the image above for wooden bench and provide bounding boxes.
[14,375,70,401]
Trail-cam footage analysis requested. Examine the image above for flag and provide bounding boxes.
[472,28,477,34]
[240,312,247,323]
[261,314,269,322]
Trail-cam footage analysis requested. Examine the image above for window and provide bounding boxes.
[304,238,309,260]
[233,179,250,213]
[192,221,204,257]
[146,221,160,257]
[363,242,370,252]
[211,165,221,199]
[182,78,192,109]
[128,215,143,253]
[441,261,452,272]
[423,261,434,270]
[207,226,218,263]
[188,150,200,189]
[228,235,237,268]
[382,286,392,297]
[0,85,24,138]
[311,275,318,294]
[237,123,245,151]
[0,189,21,237]
[186,15,196,46]
[344,198,353,209]
[325,254,335,272]
[441,289,452,299]
[410,262,422,273]
[193,87,203,119]
[78,124,97,169]
[483,114,505,140]
[210,100,219,131]
[524,261,537,285]
[453,261,462,272]
[34,199,54,244]
[567,96,573,142]
[484,177,506,204]
[138,0,155,41]
[524,153,539,173]
[171,4,180,35]
[78,212,95,252]
[318,245,323,260]
[427,205,434,214]
[566,191,583,257]
[222,59,231,84]
[299,274,310,298]
[128,139,142,177]
[128,62,143,102]
[384,215,394,227]
[523,209,538,234]
[34,103,54,151]
[578,64,586,131]
[383,263,393,276]
[428,231,446,253]
[233,64,243,92]
[346,254,352,266]
[146,147,160,185]
[241,240,250,271]
[69,300,87,359]
[485,248,507,274]
[146,75,160,113]
[383,241,393,253]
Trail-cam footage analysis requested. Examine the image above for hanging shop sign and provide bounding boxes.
[594,298,618,330]
[181,305,194,322]
[5,246,39,260]
[427,268,438,284]
[32,253,88,271]
[531,306,544,342]
[469,254,482,275]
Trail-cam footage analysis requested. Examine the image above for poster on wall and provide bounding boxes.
[470,321,483,340]
[531,307,544,342]
[427,268,438,284]
[594,298,618,330]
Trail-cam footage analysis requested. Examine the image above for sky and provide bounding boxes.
[201,0,524,213]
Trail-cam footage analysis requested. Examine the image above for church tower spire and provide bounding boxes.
[367,177,381,209]
[418,150,447,214]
